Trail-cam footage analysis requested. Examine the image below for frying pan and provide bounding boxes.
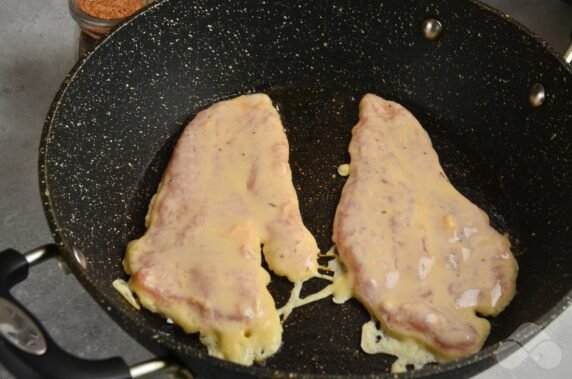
[1,0,571,378]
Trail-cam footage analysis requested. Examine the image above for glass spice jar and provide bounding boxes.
[68,0,153,56]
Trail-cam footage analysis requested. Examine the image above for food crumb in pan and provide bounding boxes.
[337,163,350,176]
[112,279,140,310]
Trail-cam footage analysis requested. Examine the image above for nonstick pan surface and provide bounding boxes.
[40,0,572,377]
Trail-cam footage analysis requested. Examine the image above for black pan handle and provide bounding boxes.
[0,245,132,379]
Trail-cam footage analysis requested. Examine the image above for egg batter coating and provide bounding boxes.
[125,94,319,365]
[332,94,517,361]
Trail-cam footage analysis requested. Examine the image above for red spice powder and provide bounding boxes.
[77,0,146,20]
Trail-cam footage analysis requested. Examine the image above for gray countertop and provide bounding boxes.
[0,0,570,378]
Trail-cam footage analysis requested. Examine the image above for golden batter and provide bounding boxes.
[124,94,319,365]
[332,94,518,362]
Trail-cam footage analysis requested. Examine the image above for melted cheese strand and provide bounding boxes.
[278,280,336,322]
[314,272,334,281]
[361,319,436,373]
[327,253,353,304]
[326,245,437,373]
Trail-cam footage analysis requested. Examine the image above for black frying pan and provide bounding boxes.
[1,0,571,378]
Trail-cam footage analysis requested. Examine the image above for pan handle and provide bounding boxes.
[0,246,185,379]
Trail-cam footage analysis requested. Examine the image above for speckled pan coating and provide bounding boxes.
[39,0,571,377]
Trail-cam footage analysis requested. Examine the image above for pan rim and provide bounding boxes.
[38,0,572,377]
